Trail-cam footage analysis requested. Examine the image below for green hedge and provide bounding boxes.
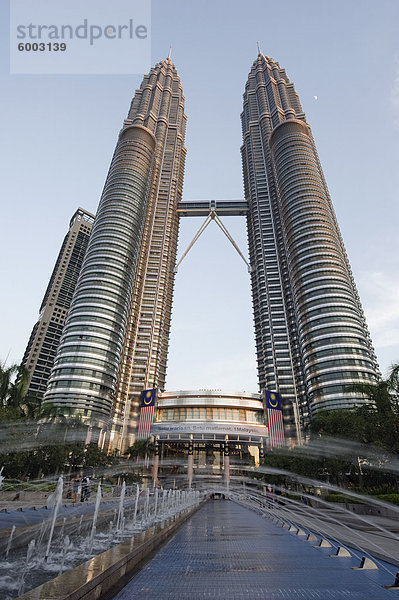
[324,492,399,506]
[324,493,347,503]
[374,494,399,506]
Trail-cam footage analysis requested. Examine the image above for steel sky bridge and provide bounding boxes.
[177,200,249,217]
[174,200,251,274]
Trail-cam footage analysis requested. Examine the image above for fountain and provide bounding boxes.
[45,476,63,561]
[77,514,84,535]
[88,484,102,555]
[133,484,140,523]
[116,481,126,532]
[107,520,113,545]
[18,539,35,596]
[144,488,150,522]
[154,488,158,517]
[5,525,15,559]
[59,517,66,540]
[36,519,48,555]
[58,535,70,576]
[0,474,205,600]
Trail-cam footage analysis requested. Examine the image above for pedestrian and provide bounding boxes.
[72,479,80,503]
[81,476,87,502]
[84,477,91,501]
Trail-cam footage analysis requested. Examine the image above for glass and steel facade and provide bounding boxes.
[241,54,379,436]
[22,208,94,399]
[44,58,186,448]
[152,390,267,475]
[153,390,267,443]
[44,125,157,433]
[110,58,187,451]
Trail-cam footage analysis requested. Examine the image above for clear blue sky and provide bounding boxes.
[1,0,399,392]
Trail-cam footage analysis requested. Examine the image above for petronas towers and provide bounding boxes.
[43,53,379,449]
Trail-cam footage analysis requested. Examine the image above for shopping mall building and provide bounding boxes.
[150,390,268,484]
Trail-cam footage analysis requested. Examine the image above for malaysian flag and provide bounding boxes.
[265,391,285,448]
[137,388,157,440]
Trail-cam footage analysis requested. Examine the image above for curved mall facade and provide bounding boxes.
[152,390,267,473]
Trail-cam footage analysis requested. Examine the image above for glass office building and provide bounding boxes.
[22,208,94,399]
[242,54,379,437]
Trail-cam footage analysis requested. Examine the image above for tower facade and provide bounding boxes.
[111,58,186,450]
[44,58,186,448]
[22,208,94,399]
[242,54,379,436]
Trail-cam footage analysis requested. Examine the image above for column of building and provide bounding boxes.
[109,58,187,452]
[241,54,305,440]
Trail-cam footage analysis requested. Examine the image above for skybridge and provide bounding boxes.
[175,200,251,273]
[177,199,249,217]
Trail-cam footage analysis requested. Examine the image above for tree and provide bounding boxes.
[0,362,19,405]
[84,443,118,469]
[309,362,399,454]
[124,439,155,460]
[0,361,43,420]
[260,444,354,488]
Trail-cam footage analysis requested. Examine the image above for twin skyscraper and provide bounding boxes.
[41,53,379,450]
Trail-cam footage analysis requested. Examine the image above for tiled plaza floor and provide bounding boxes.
[113,499,399,600]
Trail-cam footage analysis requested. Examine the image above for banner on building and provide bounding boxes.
[151,422,267,437]
[137,388,157,440]
[265,390,285,448]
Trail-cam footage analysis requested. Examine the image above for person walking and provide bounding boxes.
[80,476,88,502]
[72,479,80,503]
[84,477,91,501]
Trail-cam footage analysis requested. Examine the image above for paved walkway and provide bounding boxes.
[113,500,399,600]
